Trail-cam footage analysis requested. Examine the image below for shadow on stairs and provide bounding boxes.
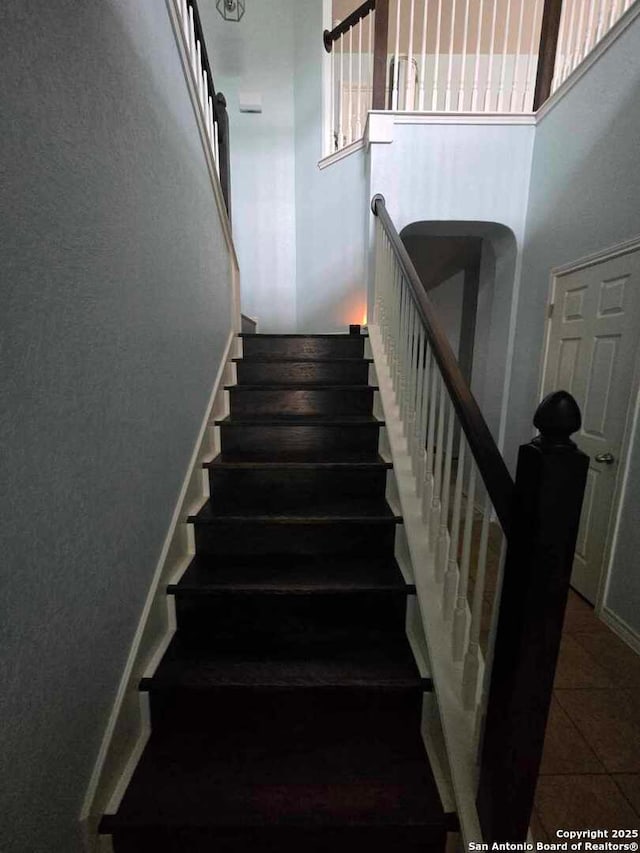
[100,331,451,852]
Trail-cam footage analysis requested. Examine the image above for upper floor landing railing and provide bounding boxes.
[172,0,232,219]
[324,0,636,154]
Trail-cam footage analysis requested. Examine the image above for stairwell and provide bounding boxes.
[100,331,448,852]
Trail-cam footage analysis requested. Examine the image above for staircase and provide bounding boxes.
[100,332,448,852]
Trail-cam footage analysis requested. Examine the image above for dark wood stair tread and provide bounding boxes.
[170,554,412,595]
[215,414,384,425]
[189,499,402,523]
[233,356,374,363]
[238,333,369,339]
[100,723,444,835]
[204,454,392,470]
[227,383,377,389]
[142,637,427,692]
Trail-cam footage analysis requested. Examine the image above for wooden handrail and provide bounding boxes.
[371,194,514,533]
[533,0,564,110]
[324,0,375,52]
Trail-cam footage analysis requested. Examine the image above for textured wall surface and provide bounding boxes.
[0,2,232,850]
[201,0,297,332]
[509,12,640,633]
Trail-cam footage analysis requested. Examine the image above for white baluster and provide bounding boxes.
[398,282,408,423]
[180,0,189,37]
[208,95,214,143]
[392,0,402,110]
[413,327,425,483]
[595,0,609,43]
[436,397,455,582]
[432,0,444,109]
[522,0,541,110]
[471,0,484,111]
[585,0,601,54]
[339,35,345,148]
[418,345,432,496]
[497,0,513,111]
[368,10,374,113]
[430,373,446,544]
[609,0,622,28]
[483,0,499,110]
[443,436,465,616]
[552,0,570,91]
[406,0,416,110]
[452,461,477,660]
[445,0,458,110]
[509,0,526,112]
[348,28,354,143]
[188,6,196,62]
[408,302,417,431]
[418,0,429,110]
[330,42,336,152]
[422,363,438,525]
[457,0,471,110]
[562,0,580,83]
[576,0,589,64]
[357,20,363,138]
[462,493,492,710]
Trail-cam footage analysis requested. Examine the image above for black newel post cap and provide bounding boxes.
[533,390,582,448]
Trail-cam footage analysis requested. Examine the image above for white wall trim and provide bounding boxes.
[536,0,640,125]
[600,606,640,656]
[550,234,640,276]
[369,323,483,847]
[390,110,536,126]
[318,137,365,170]
[79,328,237,848]
[165,0,239,271]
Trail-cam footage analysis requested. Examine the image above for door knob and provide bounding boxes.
[594,452,615,464]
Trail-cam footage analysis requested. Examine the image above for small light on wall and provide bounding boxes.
[216,0,245,22]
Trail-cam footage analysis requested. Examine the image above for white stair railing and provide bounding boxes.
[551,0,633,93]
[369,193,589,844]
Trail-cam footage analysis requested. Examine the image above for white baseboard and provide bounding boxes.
[79,328,238,850]
[600,606,640,656]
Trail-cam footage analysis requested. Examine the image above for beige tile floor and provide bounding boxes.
[448,492,640,833]
[531,590,640,836]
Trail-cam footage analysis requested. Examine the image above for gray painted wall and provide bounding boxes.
[201,0,297,332]
[369,127,534,443]
[294,0,369,332]
[507,13,640,634]
[0,3,233,850]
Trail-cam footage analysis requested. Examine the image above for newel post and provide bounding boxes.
[477,391,589,842]
[215,92,232,224]
[371,0,389,110]
[533,0,563,110]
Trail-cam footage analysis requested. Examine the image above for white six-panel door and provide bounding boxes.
[542,245,640,603]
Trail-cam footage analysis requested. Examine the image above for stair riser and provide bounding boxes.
[110,826,446,853]
[236,361,370,386]
[242,336,365,359]
[220,423,381,460]
[174,592,408,648]
[147,691,424,735]
[229,387,374,418]
[209,467,388,511]
[193,521,398,556]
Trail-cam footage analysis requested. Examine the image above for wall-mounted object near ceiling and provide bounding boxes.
[217,0,245,22]
[238,92,262,113]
